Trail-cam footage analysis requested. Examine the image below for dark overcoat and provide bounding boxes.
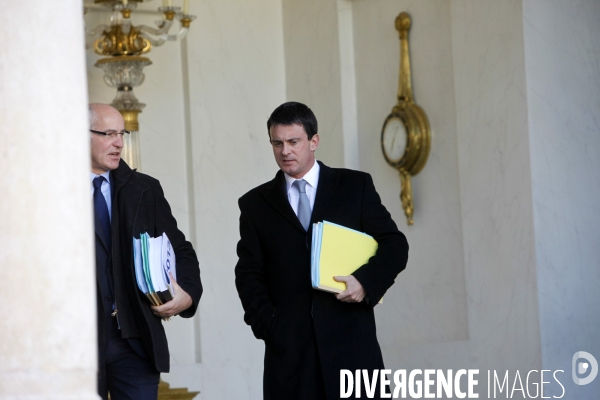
[95,159,202,373]
[235,162,409,399]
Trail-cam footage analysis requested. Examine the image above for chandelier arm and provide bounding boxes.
[138,20,174,36]
[158,26,189,42]
[139,23,188,47]
[139,33,167,47]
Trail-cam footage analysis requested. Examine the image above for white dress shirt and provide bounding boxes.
[90,171,112,220]
[284,160,320,217]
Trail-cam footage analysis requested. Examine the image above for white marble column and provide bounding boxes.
[0,1,98,399]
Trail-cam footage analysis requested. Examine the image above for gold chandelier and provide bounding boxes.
[85,0,195,170]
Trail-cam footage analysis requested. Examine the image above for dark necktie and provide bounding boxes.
[93,176,111,247]
[94,176,116,320]
[294,179,311,231]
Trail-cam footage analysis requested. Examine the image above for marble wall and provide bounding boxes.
[524,0,600,396]
[352,0,469,364]
[279,0,599,396]
[81,0,600,398]
[281,0,346,169]
[183,0,286,397]
[450,0,542,374]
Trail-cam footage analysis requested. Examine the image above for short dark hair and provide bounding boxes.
[267,101,318,140]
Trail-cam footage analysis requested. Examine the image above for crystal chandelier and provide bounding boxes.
[85,0,195,170]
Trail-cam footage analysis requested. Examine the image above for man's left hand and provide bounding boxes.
[334,275,365,303]
[151,273,193,319]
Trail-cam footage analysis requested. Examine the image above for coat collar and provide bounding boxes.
[310,161,338,226]
[94,159,137,250]
[111,158,136,198]
[260,169,304,233]
[259,161,339,234]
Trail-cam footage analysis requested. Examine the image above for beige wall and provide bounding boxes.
[281,0,346,169]
[184,0,286,397]
[353,0,469,360]
[82,0,600,398]
[450,0,541,375]
[524,0,600,397]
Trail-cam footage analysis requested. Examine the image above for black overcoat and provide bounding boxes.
[95,159,202,373]
[235,162,409,399]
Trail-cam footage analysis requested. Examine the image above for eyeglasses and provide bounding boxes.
[90,129,131,139]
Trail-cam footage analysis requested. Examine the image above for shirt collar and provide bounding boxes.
[90,170,111,185]
[285,160,320,192]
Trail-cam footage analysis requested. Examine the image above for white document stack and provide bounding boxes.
[133,232,177,306]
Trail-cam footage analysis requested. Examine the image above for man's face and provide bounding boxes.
[90,106,124,174]
[269,123,319,179]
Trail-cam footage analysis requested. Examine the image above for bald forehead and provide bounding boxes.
[90,103,121,120]
[89,104,124,130]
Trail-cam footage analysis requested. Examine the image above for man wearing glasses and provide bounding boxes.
[89,103,202,399]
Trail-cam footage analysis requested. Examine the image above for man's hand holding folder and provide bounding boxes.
[334,275,366,303]
[134,231,193,319]
[150,272,193,319]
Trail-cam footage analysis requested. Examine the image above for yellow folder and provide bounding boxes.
[311,221,378,293]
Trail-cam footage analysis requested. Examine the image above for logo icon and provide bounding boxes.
[572,351,598,385]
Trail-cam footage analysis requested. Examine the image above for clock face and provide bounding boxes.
[382,116,407,163]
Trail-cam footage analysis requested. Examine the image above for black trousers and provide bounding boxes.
[98,318,160,400]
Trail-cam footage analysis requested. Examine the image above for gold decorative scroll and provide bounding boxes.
[94,24,152,56]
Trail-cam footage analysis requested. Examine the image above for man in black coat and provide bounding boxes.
[90,103,202,400]
[235,102,409,399]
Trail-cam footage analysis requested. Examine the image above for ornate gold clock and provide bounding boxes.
[381,12,431,225]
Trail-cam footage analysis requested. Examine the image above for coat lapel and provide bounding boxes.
[260,170,306,233]
[111,159,135,202]
[111,159,146,237]
[310,161,338,226]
